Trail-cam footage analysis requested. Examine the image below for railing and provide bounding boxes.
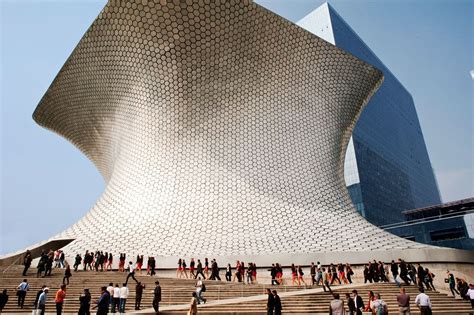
[2,254,23,274]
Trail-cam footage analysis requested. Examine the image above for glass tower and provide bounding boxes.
[298,3,442,226]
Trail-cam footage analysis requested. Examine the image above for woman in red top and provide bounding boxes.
[182,259,189,279]
[106,253,113,271]
[276,263,283,285]
[176,258,183,278]
[297,265,307,286]
[136,255,143,274]
[291,264,298,286]
[252,263,257,284]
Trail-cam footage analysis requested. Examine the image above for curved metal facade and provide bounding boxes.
[32,0,436,262]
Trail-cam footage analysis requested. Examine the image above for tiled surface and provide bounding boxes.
[32,0,425,259]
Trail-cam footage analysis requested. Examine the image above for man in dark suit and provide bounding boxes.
[152,281,161,313]
[352,289,364,315]
[266,288,274,315]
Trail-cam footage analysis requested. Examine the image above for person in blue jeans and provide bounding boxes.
[119,283,129,313]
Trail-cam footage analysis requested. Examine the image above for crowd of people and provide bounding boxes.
[1,250,472,314]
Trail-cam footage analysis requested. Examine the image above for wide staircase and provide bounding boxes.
[181,283,473,315]
[0,266,304,313]
[0,267,471,314]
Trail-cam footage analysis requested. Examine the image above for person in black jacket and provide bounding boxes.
[0,289,9,312]
[399,259,410,286]
[417,263,426,289]
[310,262,317,286]
[78,288,91,315]
[346,293,355,315]
[135,282,145,310]
[352,289,364,315]
[272,290,282,315]
[363,265,371,283]
[266,288,274,315]
[152,281,161,313]
[94,287,109,315]
[22,250,32,276]
[269,264,278,286]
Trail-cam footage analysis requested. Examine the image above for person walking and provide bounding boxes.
[447,271,460,297]
[54,284,67,315]
[0,289,9,313]
[372,293,388,315]
[37,252,47,278]
[195,259,205,279]
[424,268,435,291]
[329,293,344,315]
[346,263,354,284]
[291,264,298,286]
[399,259,410,286]
[310,262,317,286]
[22,250,32,276]
[273,290,282,315]
[195,279,206,304]
[322,268,332,293]
[188,292,198,315]
[78,288,91,315]
[415,288,432,315]
[225,263,232,282]
[211,259,221,280]
[119,283,129,313]
[33,285,46,311]
[95,287,110,315]
[63,263,72,285]
[149,256,156,276]
[125,261,139,285]
[346,292,355,315]
[330,264,341,285]
[74,254,82,272]
[397,287,411,315]
[16,279,29,309]
[37,287,49,315]
[391,260,400,287]
[352,290,364,315]
[135,282,145,310]
[190,258,196,279]
[107,253,113,271]
[297,265,307,286]
[266,288,274,315]
[182,259,189,279]
[270,264,278,285]
[204,258,209,279]
[112,284,120,313]
[152,280,161,313]
[466,283,474,309]
[106,283,114,311]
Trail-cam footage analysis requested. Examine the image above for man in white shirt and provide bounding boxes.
[106,283,114,312]
[125,261,139,286]
[119,283,129,313]
[112,284,120,313]
[415,288,432,315]
[467,283,474,309]
[16,279,29,309]
[38,287,49,315]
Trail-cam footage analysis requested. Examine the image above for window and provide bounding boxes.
[430,227,466,242]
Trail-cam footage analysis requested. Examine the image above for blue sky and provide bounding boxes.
[1,0,472,255]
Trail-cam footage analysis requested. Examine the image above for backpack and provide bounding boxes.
[201,283,206,292]
[376,301,388,315]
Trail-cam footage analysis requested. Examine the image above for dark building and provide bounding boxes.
[383,198,474,250]
[298,3,442,226]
